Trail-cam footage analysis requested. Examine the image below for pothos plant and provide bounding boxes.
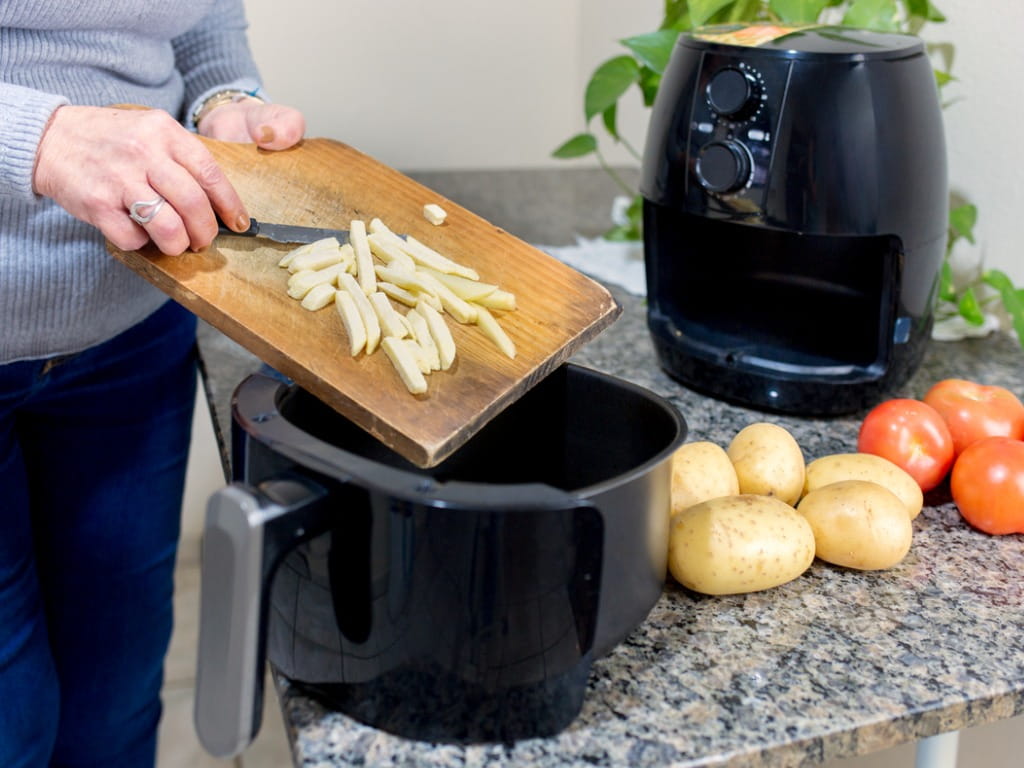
[553,0,1024,348]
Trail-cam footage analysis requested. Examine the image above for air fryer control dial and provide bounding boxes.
[706,67,760,120]
[696,140,752,194]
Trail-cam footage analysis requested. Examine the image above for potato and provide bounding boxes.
[726,423,805,505]
[474,305,516,358]
[276,214,518,396]
[669,494,815,595]
[423,203,448,225]
[670,441,740,517]
[381,336,428,395]
[797,480,912,570]
[804,453,923,520]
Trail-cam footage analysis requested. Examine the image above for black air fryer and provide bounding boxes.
[193,365,686,757]
[641,24,948,414]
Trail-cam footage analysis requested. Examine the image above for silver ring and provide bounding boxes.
[129,196,165,225]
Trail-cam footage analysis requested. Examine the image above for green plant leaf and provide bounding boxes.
[551,133,598,159]
[639,67,663,107]
[621,29,681,74]
[906,0,946,22]
[934,69,954,88]
[662,0,692,30]
[605,194,645,241]
[957,286,985,326]
[769,0,831,23]
[949,203,977,244]
[602,103,620,141]
[938,259,956,303]
[722,0,763,22]
[843,0,900,31]
[604,223,643,241]
[982,269,1015,295]
[690,0,736,27]
[982,269,1024,347]
[584,56,641,123]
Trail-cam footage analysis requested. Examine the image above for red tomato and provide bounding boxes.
[950,437,1024,535]
[857,398,954,491]
[923,378,1024,456]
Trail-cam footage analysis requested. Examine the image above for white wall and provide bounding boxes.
[930,0,1023,284]
[244,0,1022,283]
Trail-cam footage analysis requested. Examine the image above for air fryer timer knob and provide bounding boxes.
[695,140,752,194]
[706,67,760,119]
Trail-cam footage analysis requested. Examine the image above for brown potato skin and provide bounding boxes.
[670,441,740,517]
[727,423,805,505]
[797,480,913,570]
[669,494,815,595]
[803,452,923,520]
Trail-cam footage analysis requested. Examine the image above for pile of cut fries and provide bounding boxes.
[279,214,516,394]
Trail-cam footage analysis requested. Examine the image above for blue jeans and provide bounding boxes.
[0,301,197,768]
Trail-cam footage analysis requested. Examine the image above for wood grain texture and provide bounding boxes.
[107,138,620,467]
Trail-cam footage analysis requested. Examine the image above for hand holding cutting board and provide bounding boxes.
[107,137,621,467]
[33,101,304,256]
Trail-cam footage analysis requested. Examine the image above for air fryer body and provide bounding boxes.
[641,25,948,414]
[208,365,685,745]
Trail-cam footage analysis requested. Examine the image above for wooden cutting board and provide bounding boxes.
[108,138,621,467]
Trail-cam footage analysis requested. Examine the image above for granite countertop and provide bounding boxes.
[195,284,1024,768]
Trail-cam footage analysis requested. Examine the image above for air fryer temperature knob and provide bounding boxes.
[706,67,760,120]
[695,140,752,194]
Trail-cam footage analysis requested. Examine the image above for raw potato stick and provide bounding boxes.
[474,305,516,359]
[418,266,499,302]
[278,242,310,269]
[300,282,337,311]
[287,262,347,299]
[381,336,428,395]
[373,264,440,299]
[403,235,480,281]
[335,290,367,356]
[367,233,417,272]
[369,292,408,339]
[289,247,343,274]
[368,218,478,280]
[377,281,420,307]
[404,338,432,374]
[416,300,456,370]
[338,273,382,354]
[475,288,516,311]
[405,308,441,371]
[278,236,338,269]
[349,219,377,295]
[415,271,478,324]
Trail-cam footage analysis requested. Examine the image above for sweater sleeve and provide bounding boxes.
[171,0,266,128]
[0,83,69,202]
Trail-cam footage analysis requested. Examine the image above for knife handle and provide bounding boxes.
[217,215,259,237]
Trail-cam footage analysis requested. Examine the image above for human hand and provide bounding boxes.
[33,105,250,255]
[196,99,305,150]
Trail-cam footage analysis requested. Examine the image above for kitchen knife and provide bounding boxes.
[217,216,351,245]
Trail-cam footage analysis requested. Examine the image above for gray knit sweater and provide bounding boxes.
[0,0,264,363]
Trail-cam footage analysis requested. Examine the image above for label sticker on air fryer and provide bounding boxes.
[694,24,819,47]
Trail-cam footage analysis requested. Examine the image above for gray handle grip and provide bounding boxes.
[194,478,331,758]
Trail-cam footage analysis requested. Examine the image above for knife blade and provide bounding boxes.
[217,216,351,245]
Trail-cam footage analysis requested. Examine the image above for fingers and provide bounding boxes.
[120,187,188,255]
[197,100,305,150]
[34,103,304,257]
[158,140,248,245]
[246,104,305,150]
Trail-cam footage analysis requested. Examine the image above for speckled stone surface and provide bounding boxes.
[197,285,1024,768]
[192,167,1024,767]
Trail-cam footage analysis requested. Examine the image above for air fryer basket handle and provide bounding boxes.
[193,476,332,758]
